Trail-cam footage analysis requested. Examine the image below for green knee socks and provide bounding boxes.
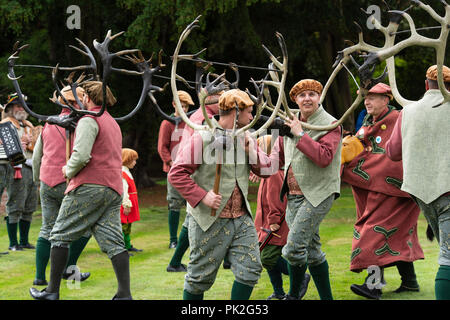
[66,236,91,270]
[168,210,180,243]
[231,280,254,300]
[123,233,132,250]
[35,237,51,280]
[18,219,31,246]
[169,225,189,267]
[35,236,90,281]
[309,260,333,300]
[288,262,307,298]
[183,289,204,300]
[435,265,450,300]
[5,217,18,247]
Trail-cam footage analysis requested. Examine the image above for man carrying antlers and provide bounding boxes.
[158,90,194,250]
[386,65,450,300]
[30,81,131,300]
[269,79,342,300]
[169,89,272,300]
[31,86,92,286]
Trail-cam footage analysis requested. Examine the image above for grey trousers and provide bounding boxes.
[184,213,262,295]
[39,181,91,240]
[282,194,334,267]
[415,195,450,266]
[4,165,38,223]
[49,185,126,259]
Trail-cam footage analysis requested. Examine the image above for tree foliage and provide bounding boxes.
[0,0,446,186]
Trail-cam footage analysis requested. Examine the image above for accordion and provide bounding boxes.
[0,122,26,166]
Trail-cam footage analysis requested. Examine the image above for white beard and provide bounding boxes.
[13,110,28,121]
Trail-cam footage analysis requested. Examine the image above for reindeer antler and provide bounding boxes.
[8,30,160,127]
[302,1,449,132]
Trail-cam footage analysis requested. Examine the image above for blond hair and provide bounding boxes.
[122,148,138,167]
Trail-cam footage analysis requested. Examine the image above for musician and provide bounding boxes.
[168,89,272,300]
[386,65,450,300]
[254,135,310,300]
[157,90,193,249]
[342,83,424,300]
[30,81,131,300]
[269,79,342,300]
[31,86,91,286]
[0,93,39,251]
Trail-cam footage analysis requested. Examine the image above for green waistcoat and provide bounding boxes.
[400,89,450,204]
[187,129,252,232]
[282,105,342,207]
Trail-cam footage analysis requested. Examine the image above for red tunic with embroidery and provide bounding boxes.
[120,171,140,224]
[342,106,424,271]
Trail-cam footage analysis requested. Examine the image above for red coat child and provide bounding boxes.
[120,148,141,252]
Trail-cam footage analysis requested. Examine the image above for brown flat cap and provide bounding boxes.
[177,90,195,105]
[426,65,450,82]
[289,79,323,102]
[218,89,254,111]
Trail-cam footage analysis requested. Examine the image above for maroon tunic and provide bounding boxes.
[157,119,187,173]
[40,110,72,187]
[254,170,289,246]
[66,107,123,196]
[342,106,424,271]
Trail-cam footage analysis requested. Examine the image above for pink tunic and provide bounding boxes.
[40,118,71,187]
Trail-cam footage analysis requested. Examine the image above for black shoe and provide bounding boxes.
[283,294,300,300]
[112,294,133,300]
[19,243,35,249]
[8,245,23,251]
[267,292,286,300]
[33,279,48,286]
[350,283,382,300]
[394,284,420,293]
[169,241,177,249]
[62,270,91,282]
[298,273,311,299]
[166,264,187,272]
[29,287,59,300]
[128,246,143,252]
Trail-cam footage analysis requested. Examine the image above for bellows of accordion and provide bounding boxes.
[0,122,26,166]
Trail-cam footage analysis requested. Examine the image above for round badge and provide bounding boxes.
[381,124,387,130]
[375,136,382,143]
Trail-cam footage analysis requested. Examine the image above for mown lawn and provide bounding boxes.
[0,184,439,300]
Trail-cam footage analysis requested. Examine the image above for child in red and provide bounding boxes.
[121,148,141,253]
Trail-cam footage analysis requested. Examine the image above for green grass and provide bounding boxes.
[0,186,439,300]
